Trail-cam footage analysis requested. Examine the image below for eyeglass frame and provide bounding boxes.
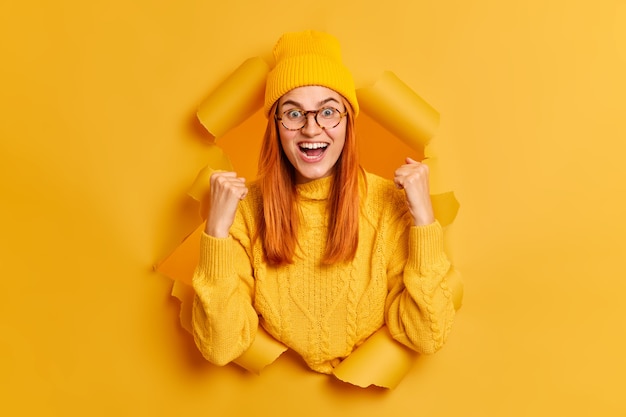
[274,106,348,131]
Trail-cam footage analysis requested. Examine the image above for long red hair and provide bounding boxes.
[257,98,362,266]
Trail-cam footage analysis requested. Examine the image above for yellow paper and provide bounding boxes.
[233,327,289,374]
[356,71,439,150]
[156,224,204,286]
[333,326,417,389]
[196,56,269,138]
[431,191,460,227]
[187,165,216,203]
[170,280,195,334]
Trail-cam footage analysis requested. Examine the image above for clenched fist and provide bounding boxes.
[204,171,248,238]
[393,157,435,226]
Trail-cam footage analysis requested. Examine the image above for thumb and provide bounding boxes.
[406,156,419,164]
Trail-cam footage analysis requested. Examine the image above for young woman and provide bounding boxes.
[191,30,456,374]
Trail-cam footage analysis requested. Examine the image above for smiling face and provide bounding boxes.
[276,86,347,184]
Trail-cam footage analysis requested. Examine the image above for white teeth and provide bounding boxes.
[299,142,328,150]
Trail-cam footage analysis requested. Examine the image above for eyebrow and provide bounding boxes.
[280,97,341,109]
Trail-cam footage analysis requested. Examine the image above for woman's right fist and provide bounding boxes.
[204,171,248,238]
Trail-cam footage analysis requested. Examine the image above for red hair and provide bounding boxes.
[257,99,362,266]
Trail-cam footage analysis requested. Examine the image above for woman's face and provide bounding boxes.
[277,86,347,184]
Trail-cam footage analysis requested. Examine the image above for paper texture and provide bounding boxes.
[170,280,195,334]
[233,327,289,374]
[196,57,269,138]
[332,326,417,389]
[356,71,439,150]
[431,191,460,227]
[157,225,203,287]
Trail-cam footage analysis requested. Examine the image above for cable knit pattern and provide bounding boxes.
[192,171,455,373]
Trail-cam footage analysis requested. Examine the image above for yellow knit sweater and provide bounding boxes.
[192,172,455,374]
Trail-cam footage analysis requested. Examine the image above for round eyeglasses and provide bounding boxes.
[275,107,347,131]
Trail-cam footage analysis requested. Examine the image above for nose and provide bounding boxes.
[300,112,323,136]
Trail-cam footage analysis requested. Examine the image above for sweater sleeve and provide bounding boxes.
[385,220,456,354]
[191,226,258,366]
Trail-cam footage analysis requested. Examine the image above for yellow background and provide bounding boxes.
[2,0,625,415]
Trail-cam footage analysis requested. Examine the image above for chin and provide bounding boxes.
[296,168,332,184]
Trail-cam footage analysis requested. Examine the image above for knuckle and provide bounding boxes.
[212,172,225,182]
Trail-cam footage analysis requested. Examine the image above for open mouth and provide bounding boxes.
[298,142,328,159]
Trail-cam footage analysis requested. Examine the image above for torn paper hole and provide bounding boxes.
[156,58,463,389]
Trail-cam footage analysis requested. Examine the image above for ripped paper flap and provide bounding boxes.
[333,326,417,389]
[357,71,439,151]
[431,192,460,227]
[197,57,269,138]
[233,327,289,374]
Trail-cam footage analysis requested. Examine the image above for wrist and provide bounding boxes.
[204,218,230,238]
[411,208,435,227]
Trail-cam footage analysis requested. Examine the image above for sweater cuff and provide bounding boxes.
[406,221,448,272]
[194,232,235,284]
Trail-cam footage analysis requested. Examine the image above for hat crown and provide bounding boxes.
[264,30,359,117]
[273,31,342,64]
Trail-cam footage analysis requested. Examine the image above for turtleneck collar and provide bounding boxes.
[295,175,333,201]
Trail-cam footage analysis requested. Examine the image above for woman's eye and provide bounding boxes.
[320,108,335,118]
[287,110,303,119]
